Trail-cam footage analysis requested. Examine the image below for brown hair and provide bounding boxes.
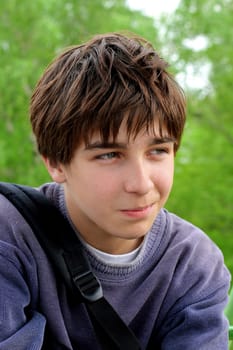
[30,32,186,164]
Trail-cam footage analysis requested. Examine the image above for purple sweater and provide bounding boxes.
[0,182,230,349]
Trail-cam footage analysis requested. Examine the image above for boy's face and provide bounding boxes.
[45,121,175,254]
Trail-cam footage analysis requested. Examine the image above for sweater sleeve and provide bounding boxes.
[153,217,231,350]
[159,283,229,349]
[0,242,46,349]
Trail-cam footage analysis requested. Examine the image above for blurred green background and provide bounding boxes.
[0,0,232,281]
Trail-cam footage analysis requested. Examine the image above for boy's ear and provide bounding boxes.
[42,157,66,183]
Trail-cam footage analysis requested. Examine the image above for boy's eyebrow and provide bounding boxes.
[84,137,175,150]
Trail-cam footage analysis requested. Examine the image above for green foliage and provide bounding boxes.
[162,0,233,281]
[166,117,233,270]
[0,0,158,185]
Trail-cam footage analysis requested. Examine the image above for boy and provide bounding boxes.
[0,32,230,349]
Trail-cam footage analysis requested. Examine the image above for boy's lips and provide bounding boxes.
[120,204,155,218]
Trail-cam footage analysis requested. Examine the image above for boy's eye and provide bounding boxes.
[150,148,168,155]
[97,152,119,160]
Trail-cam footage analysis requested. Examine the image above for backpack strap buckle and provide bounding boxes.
[63,246,103,302]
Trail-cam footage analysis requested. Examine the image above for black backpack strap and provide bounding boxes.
[0,182,141,350]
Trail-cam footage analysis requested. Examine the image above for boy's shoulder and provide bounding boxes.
[160,209,227,275]
[0,182,62,243]
[165,209,218,248]
[157,210,230,304]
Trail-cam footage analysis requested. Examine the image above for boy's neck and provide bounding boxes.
[79,233,144,255]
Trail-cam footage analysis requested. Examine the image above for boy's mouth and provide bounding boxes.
[120,204,154,218]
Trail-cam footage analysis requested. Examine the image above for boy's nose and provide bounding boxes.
[123,161,154,195]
